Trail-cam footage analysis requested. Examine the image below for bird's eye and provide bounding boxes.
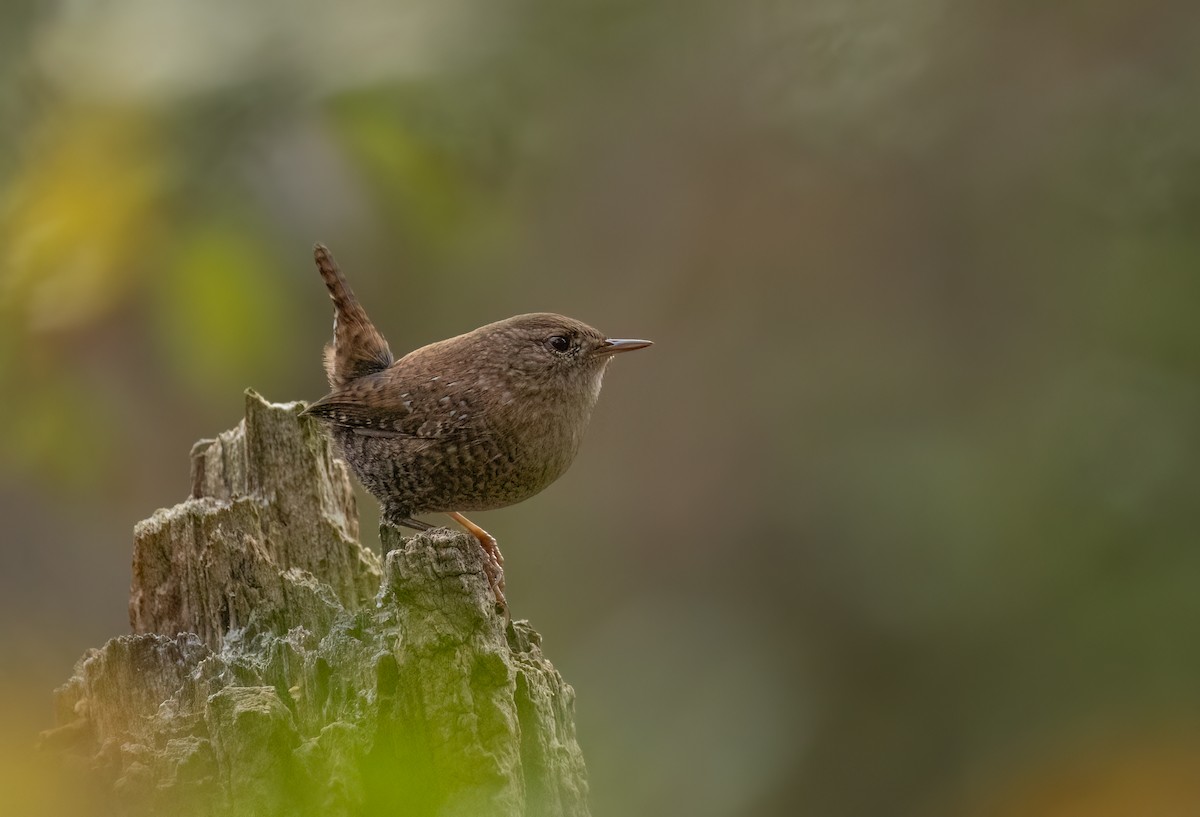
[546,335,571,354]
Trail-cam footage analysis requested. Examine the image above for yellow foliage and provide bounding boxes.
[0,107,164,331]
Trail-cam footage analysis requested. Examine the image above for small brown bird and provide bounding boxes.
[301,244,651,608]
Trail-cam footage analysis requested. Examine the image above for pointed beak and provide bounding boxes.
[593,338,653,358]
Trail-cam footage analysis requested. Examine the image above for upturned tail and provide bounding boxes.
[313,243,394,389]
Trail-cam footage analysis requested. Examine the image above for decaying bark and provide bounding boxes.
[42,390,589,817]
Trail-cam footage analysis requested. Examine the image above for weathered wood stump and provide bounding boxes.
[41,390,589,817]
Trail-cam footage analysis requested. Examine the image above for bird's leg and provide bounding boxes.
[447,511,507,606]
[395,517,435,532]
[448,512,504,566]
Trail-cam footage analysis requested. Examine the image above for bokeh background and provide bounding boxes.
[3,1,1200,815]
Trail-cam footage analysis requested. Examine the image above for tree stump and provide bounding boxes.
[41,390,590,817]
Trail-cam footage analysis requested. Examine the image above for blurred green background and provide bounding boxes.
[3,1,1200,815]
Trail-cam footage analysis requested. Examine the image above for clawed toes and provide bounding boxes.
[481,551,507,609]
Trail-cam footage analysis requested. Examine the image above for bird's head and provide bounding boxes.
[480,312,652,400]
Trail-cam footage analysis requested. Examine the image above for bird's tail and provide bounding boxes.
[313,243,394,389]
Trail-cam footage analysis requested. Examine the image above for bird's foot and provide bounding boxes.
[448,512,508,613]
[448,511,504,567]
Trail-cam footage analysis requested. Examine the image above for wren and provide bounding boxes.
[300,244,651,608]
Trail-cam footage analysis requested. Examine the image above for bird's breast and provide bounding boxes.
[452,384,593,508]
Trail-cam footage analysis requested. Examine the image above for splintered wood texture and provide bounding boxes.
[45,390,589,817]
[128,389,377,649]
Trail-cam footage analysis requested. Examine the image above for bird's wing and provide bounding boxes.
[302,373,478,440]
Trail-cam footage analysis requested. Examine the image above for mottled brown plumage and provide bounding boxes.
[300,244,651,608]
